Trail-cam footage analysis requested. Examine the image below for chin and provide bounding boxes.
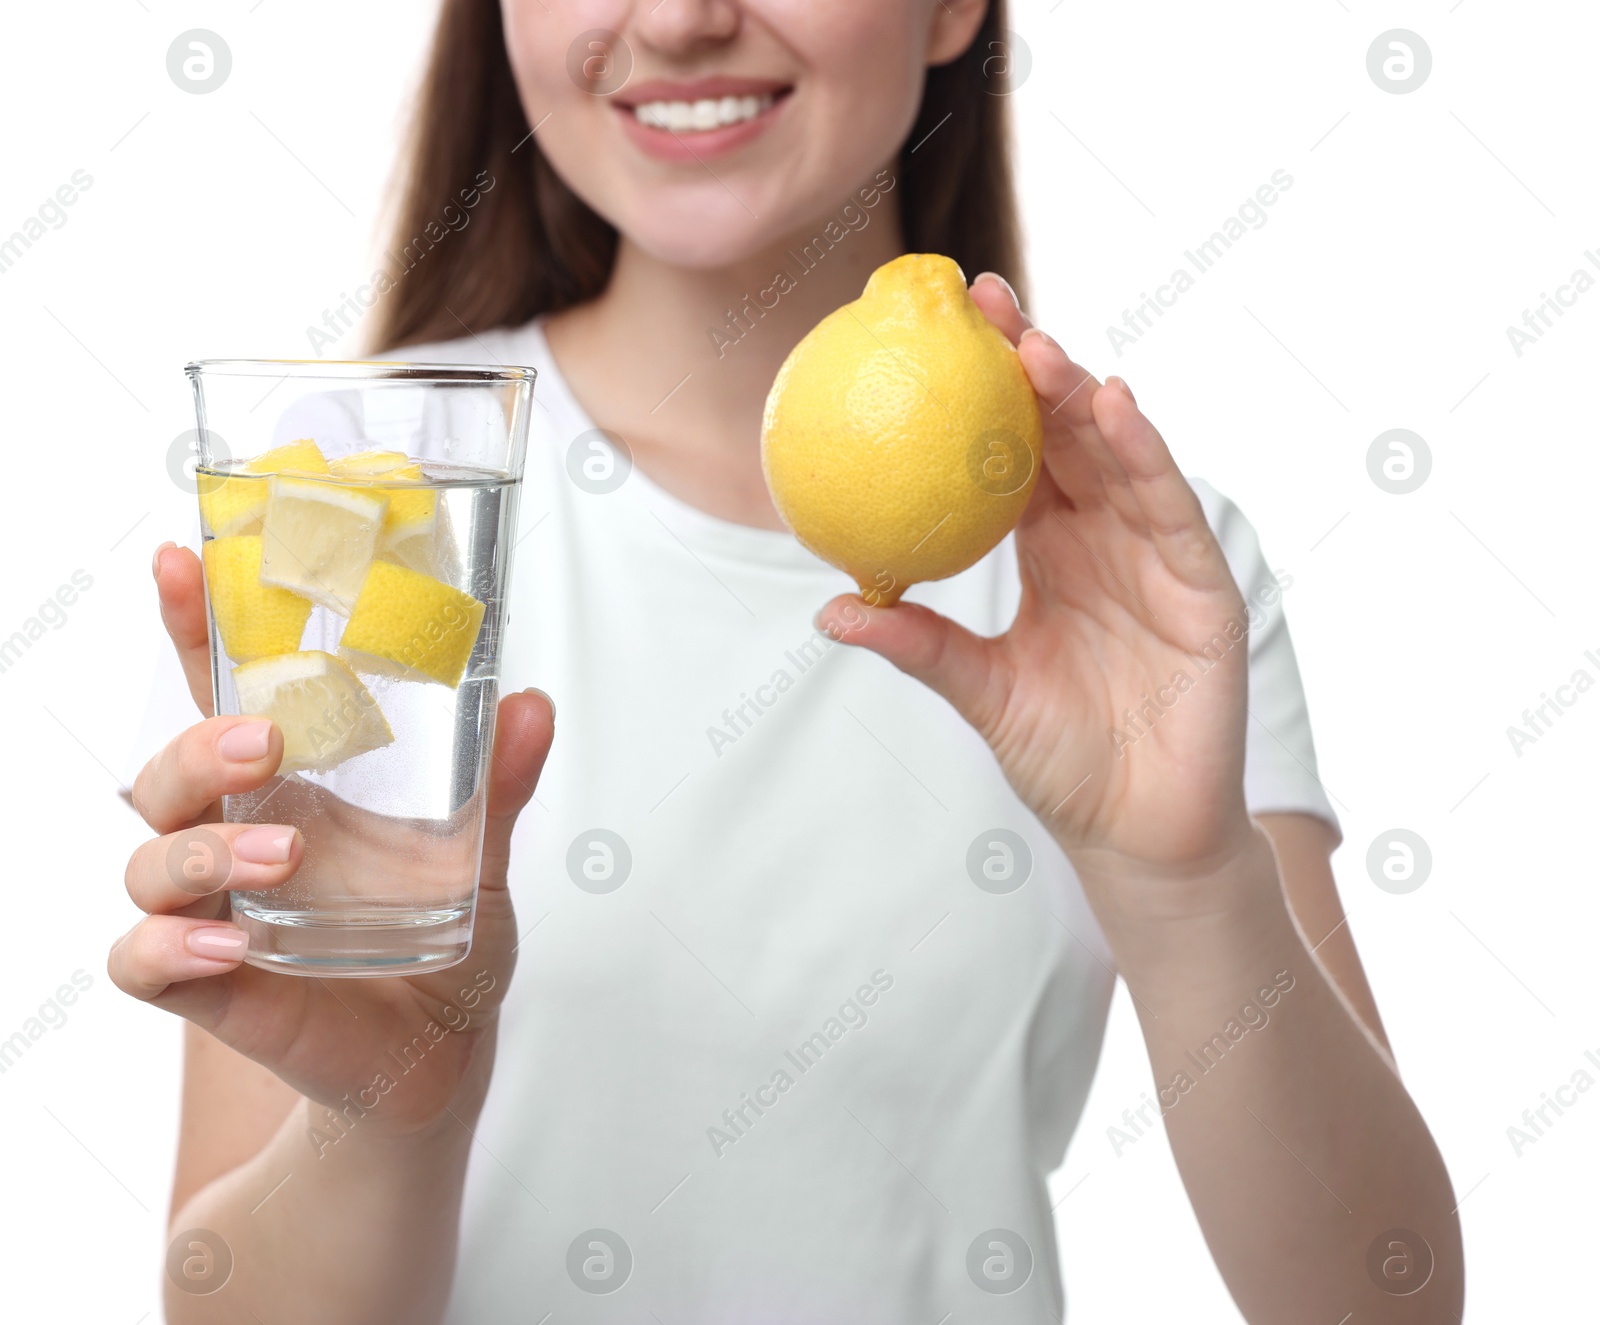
[605,188,808,271]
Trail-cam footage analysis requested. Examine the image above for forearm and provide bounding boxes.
[1080,829,1464,1324]
[165,1035,494,1325]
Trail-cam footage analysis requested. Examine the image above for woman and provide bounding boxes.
[120,0,1463,1320]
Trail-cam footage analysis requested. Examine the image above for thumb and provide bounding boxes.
[480,688,556,890]
[816,595,1007,735]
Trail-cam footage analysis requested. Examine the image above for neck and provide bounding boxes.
[544,177,904,527]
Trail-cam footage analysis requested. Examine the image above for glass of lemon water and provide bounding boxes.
[184,360,535,977]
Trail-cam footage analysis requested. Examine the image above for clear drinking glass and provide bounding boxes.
[184,360,534,977]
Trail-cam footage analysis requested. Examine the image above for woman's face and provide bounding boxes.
[502,0,987,268]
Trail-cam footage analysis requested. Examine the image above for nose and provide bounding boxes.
[632,0,741,55]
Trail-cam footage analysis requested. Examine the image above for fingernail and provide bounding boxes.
[185,926,246,958]
[1020,326,1060,351]
[812,607,848,641]
[1107,375,1137,403]
[218,719,272,762]
[522,686,556,720]
[976,271,1019,306]
[233,825,295,865]
[152,542,176,582]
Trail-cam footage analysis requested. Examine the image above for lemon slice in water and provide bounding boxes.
[202,535,312,662]
[339,560,485,688]
[198,439,329,538]
[330,449,447,577]
[232,650,393,775]
[259,475,388,615]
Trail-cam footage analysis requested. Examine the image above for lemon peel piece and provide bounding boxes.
[198,439,330,538]
[339,560,485,689]
[259,475,388,615]
[202,535,312,663]
[231,649,393,775]
[330,450,445,577]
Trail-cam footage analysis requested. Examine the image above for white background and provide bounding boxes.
[0,2,1594,1320]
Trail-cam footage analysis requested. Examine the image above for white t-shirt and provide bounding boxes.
[139,320,1337,1322]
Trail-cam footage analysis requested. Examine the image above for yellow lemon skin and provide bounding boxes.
[339,560,486,689]
[201,535,313,663]
[329,450,446,577]
[198,439,330,538]
[761,254,1042,605]
[330,450,439,544]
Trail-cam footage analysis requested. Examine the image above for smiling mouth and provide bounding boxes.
[615,80,794,138]
[631,92,780,132]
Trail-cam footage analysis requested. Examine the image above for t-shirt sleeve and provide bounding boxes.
[1192,478,1341,842]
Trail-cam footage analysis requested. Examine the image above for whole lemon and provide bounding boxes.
[761,253,1042,606]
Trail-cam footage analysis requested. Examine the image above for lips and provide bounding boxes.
[613,77,793,163]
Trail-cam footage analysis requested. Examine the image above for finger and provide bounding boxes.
[1020,331,1104,434]
[480,688,557,891]
[126,822,303,916]
[970,272,1032,345]
[154,543,215,716]
[1015,330,1131,519]
[132,716,283,834]
[107,913,248,1004]
[814,596,1008,738]
[1090,382,1231,591]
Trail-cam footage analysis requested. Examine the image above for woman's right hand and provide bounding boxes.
[110,543,555,1140]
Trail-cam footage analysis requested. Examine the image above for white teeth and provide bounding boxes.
[633,92,775,132]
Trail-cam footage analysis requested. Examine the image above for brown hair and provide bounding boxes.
[369,0,1027,353]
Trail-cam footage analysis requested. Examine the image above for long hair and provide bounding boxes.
[369,0,1028,353]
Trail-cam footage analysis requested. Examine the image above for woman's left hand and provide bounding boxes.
[818,281,1470,1321]
[817,275,1259,894]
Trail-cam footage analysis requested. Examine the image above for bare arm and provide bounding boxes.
[118,547,554,1324]
[1100,818,1461,1322]
[166,1033,496,1325]
[822,276,1464,1323]
[172,1025,298,1217]
[1257,811,1388,1053]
